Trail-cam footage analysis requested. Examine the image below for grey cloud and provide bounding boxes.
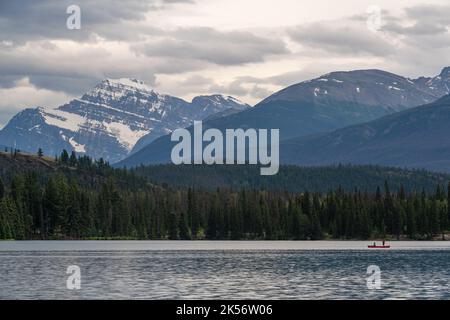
[372,5,450,50]
[384,22,447,36]
[0,45,159,94]
[0,16,286,95]
[133,27,289,66]
[148,57,210,75]
[265,71,308,87]
[404,5,450,22]
[164,74,272,102]
[0,108,20,128]
[236,70,322,88]
[27,76,100,96]
[231,67,340,89]
[207,74,289,97]
[248,86,272,100]
[180,75,212,86]
[381,5,450,37]
[156,75,214,97]
[0,75,23,89]
[4,1,450,112]
[209,80,249,97]
[209,78,272,101]
[25,73,156,96]
[0,0,193,45]
[349,6,449,37]
[289,23,395,57]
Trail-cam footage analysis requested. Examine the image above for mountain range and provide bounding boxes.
[280,94,450,172]
[3,67,450,172]
[0,78,249,163]
[117,67,450,169]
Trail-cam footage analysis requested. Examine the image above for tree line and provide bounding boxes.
[133,163,450,194]
[0,151,449,240]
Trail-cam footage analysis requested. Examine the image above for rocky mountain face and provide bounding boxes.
[130,93,249,154]
[117,68,450,168]
[0,78,249,163]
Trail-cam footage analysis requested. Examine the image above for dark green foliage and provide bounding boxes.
[133,164,450,194]
[0,159,449,240]
[0,177,4,199]
[69,151,78,167]
[60,150,69,164]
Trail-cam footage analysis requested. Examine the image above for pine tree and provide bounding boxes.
[447,182,450,228]
[406,200,417,239]
[207,193,223,239]
[67,183,83,238]
[69,151,77,167]
[0,177,4,199]
[178,210,191,240]
[167,211,179,240]
[0,198,13,239]
[60,150,69,164]
[439,204,448,240]
[187,188,200,238]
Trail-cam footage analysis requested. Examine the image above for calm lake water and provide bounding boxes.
[0,241,449,300]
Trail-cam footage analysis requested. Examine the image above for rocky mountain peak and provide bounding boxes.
[0,78,248,163]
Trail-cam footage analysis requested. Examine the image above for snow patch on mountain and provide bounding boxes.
[102,121,149,150]
[69,137,86,153]
[41,108,85,132]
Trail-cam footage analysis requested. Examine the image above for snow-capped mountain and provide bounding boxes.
[0,78,250,163]
[130,93,250,153]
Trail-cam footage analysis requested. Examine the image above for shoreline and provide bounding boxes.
[1,240,450,252]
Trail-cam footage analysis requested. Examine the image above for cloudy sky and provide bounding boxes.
[1,0,450,127]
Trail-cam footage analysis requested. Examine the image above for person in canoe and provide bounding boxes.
[368,240,390,248]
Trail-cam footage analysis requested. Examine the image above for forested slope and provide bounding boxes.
[0,152,449,240]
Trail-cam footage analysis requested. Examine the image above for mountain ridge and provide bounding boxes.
[117,67,450,168]
[279,94,450,172]
[0,78,250,163]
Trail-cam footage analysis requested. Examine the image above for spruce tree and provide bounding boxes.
[69,151,77,167]
[60,150,69,164]
[447,182,450,228]
[178,210,191,240]
[0,177,4,199]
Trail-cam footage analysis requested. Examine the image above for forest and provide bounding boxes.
[132,163,450,194]
[0,150,449,240]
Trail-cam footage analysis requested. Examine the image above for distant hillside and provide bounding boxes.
[280,94,450,172]
[0,151,58,175]
[1,151,449,241]
[2,151,448,194]
[0,151,149,190]
[132,164,450,194]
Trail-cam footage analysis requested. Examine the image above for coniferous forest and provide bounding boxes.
[0,150,449,240]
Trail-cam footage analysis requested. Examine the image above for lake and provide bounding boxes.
[0,241,449,299]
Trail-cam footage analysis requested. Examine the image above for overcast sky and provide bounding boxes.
[1,0,450,127]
